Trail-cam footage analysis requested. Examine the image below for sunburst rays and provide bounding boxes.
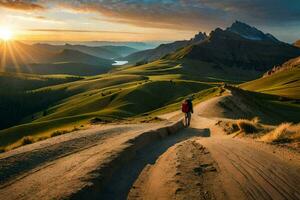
[0,41,34,73]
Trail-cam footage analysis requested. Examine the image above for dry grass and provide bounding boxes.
[236,119,260,134]
[260,123,300,143]
[1,126,86,152]
[217,117,299,147]
[50,130,70,137]
[218,117,262,135]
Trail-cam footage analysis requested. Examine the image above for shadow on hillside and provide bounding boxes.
[71,127,209,200]
[222,86,300,124]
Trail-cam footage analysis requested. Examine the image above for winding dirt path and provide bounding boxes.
[128,96,300,200]
[0,92,299,200]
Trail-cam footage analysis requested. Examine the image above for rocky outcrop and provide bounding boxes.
[264,56,300,76]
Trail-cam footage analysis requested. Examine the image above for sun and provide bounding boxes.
[0,27,13,41]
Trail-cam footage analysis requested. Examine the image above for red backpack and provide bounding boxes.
[182,101,189,113]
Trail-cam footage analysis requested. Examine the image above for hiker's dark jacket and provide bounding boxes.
[187,100,193,113]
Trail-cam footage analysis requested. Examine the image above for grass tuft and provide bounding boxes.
[236,119,260,134]
[217,117,262,135]
[260,123,300,143]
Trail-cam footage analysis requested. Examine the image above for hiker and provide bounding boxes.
[181,97,193,127]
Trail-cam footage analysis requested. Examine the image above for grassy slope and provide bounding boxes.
[3,58,298,150]
[238,66,300,124]
[0,72,85,131]
[11,62,112,76]
[0,60,222,150]
[0,72,82,91]
[240,67,300,99]
[238,89,300,124]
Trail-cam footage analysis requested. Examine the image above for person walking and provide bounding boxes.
[181,97,193,127]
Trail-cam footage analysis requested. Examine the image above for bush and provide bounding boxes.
[21,136,35,145]
[51,130,69,137]
[236,120,259,134]
[90,117,112,124]
[135,60,148,66]
[216,117,262,135]
[231,123,239,133]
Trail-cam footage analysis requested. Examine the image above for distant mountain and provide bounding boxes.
[1,41,113,76]
[34,43,138,59]
[294,40,300,48]
[1,41,112,66]
[101,46,138,57]
[125,32,208,63]
[48,49,113,66]
[124,40,189,64]
[264,56,300,76]
[226,21,280,43]
[0,41,55,67]
[167,23,300,72]
[76,41,159,50]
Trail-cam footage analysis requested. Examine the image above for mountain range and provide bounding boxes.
[0,41,124,75]
[126,21,300,73]
[1,21,299,78]
[124,32,208,63]
[73,41,160,50]
[33,43,138,59]
[167,25,300,71]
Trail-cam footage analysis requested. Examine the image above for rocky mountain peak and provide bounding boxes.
[191,32,208,42]
[226,21,280,43]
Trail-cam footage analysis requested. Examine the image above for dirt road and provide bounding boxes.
[129,96,300,200]
[0,122,174,200]
[1,93,299,200]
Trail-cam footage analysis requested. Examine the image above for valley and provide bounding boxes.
[0,19,299,200]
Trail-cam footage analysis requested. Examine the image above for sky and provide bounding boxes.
[0,0,299,43]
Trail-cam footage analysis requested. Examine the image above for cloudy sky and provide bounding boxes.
[0,0,299,43]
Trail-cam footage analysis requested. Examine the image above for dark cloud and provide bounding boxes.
[198,0,300,24]
[3,1,299,30]
[1,0,299,41]
[56,0,300,30]
[0,0,45,11]
[57,0,225,31]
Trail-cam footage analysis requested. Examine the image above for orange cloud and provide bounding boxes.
[0,0,45,11]
[59,2,217,31]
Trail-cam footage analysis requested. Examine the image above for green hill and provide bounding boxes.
[48,49,113,66]
[0,72,82,91]
[8,62,112,76]
[2,55,299,151]
[0,72,83,130]
[0,60,223,151]
[241,58,300,99]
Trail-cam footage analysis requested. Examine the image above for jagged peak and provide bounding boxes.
[226,20,280,42]
[191,31,208,42]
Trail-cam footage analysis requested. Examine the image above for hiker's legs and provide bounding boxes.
[187,112,191,126]
[184,113,188,126]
